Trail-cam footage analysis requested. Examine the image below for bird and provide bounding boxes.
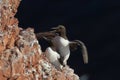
[50,25,88,66]
[35,25,88,67]
[44,38,63,70]
[35,29,70,66]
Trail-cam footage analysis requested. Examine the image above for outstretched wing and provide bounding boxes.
[35,31,57,40]
[69,40,88,64]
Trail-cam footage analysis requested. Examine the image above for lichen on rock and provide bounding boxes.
[0,0,80,80]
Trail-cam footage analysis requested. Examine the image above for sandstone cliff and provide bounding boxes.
[0,0,79,80]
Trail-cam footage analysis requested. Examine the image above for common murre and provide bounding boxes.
[44,38,63,70]
[35,25,88,66]
[51,25,88,66]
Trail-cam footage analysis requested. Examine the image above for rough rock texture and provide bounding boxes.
[0,0,80,80]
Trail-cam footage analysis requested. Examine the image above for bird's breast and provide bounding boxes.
[53,36,69,47]
[52,36,70,56]
[59,45,70,56]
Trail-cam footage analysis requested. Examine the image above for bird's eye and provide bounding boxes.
[59,27,62,29]
[55,32,59,36]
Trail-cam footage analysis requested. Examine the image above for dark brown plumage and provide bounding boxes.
[35,25,88,66]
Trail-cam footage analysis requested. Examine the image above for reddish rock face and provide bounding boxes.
[0,0,80,80]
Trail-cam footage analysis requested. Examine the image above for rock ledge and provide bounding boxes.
[0,0,79,80]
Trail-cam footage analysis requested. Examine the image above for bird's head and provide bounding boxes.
[51,25,66,35]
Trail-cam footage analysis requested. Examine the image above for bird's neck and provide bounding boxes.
[60,30,67,39]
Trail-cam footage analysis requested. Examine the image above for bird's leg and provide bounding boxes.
[63,53,70,67]
[63,60,67,67]
[58,56,67,67]
[58,57,65,67]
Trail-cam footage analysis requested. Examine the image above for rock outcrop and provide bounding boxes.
[0,0,79,80]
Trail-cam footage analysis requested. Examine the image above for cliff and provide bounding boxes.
[0,0,79,80]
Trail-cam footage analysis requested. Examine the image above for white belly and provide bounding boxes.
[52,36,70,57]
[45,47,63,70]
[59,45,70,57]
[52,36,69,47]
[45,47,60,62]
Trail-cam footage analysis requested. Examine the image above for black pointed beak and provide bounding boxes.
[51,25,64,30]
[51,26,61,33]
[49,29,57,32]
[51,27,59,30]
